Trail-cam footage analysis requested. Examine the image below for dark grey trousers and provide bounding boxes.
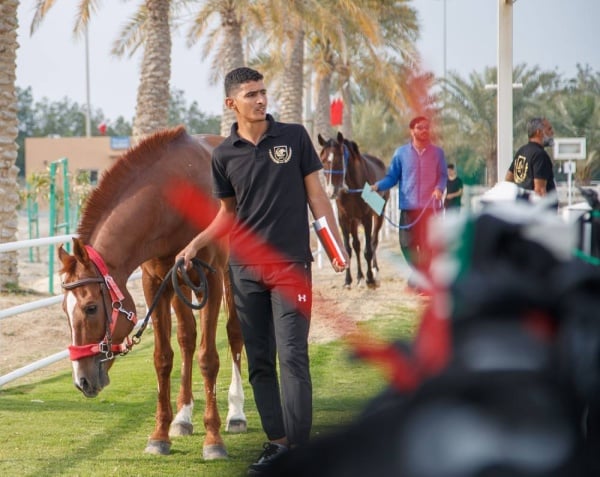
[230,262,313,446]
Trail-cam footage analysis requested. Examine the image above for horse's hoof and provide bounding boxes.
[144,439,171,456]
[226,418,248,433]
[169,420,194,437]
[344,283,352,289]
[203,444,228,460]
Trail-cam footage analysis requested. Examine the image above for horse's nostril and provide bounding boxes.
[79,377,89,392]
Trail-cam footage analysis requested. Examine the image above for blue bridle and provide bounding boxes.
[323,142,362,193]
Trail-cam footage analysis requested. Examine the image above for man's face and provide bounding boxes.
[541,119,554,148]
[226,80,268,123]
[411,120,430,144]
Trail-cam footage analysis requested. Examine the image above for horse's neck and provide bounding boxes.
[89,207,157,282]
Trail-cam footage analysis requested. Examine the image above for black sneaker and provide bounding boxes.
[247,442,288,476]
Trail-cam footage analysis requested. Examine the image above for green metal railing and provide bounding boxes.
[48,158,71,294]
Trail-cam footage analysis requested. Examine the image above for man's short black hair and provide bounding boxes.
[224,67,264,96]
[447,163,455,170]
[409,116,429,129]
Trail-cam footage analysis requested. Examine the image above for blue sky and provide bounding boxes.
[16,0,600,122]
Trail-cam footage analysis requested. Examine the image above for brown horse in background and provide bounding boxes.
[57,126,245,459]
[318,132,389,288]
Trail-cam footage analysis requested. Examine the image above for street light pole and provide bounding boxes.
[497,0,515,183]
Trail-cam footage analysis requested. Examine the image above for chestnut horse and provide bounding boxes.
[318,132,389,288]
[57,126,245,459]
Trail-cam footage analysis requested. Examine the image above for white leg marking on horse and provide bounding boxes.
[173,401,194,425]
[226,360,246,423]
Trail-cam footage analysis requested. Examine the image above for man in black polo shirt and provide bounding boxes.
[505,117,556,196]
[177,67,347,475]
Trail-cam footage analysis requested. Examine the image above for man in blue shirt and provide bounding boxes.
[372,116,447,274]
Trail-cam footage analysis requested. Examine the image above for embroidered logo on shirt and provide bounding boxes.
[269,146,292,164]
[514,155,528,184]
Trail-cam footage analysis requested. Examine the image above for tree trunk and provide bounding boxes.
[313,71,333,141]
[340,67,353,138]
[219,5,245,137]
[0,0,20,289]
[279,28,305,125]
[132,0,172,139]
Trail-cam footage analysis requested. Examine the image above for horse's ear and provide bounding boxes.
[72,237,91,266]
[58,243,79,274]
[337,131,344,143]
[317,134,325,146]
[58,244,71,266]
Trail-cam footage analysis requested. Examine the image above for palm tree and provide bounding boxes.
[108,0,174,138]
[186,0,247,136]
[551,65,600,183]
[442,68,499,185]
[0,0,20,289]
[307,0,420,140]
[277,16,306,125]
[34,0,173,140]
[131,0,172,138]
[441,64,563,186]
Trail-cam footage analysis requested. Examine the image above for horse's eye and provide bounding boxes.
[84,304,98,316]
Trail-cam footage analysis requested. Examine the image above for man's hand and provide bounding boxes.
[176,242,199,270]
[331,254,349,273]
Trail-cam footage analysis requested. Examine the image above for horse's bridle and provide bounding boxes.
[322,142,362,194]
[62,245,138,362]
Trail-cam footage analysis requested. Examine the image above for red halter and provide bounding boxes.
[63,245,138,361]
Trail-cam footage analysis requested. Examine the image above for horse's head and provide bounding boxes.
[318,131,349,198]
[58,237,138,397]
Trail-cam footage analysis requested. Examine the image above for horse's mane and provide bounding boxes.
[77,125,188,241]
[342,137,387,169]
[343,138,361,157]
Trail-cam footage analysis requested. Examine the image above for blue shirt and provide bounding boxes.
[377,142,447,210]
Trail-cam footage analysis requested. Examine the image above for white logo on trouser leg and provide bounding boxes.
[297,294,307,302]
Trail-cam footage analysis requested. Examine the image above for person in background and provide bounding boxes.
[505,117,556,196]
[371,116,447,276]
[444,163,463,209]
[176,67,347,476]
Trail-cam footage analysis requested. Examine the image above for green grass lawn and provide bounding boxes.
[0,305,417,477]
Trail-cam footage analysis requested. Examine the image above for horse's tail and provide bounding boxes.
[222,265,235,319]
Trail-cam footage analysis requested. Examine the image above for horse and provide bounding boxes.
[57,126,246,459]
[317,131,389,288]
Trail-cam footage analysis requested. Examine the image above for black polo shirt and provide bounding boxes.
[509,141,555,193]
[212,114,322,265]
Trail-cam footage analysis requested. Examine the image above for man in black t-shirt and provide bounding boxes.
[444,163,463,209]
[506,117,556,196]
[177,67,347,476]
